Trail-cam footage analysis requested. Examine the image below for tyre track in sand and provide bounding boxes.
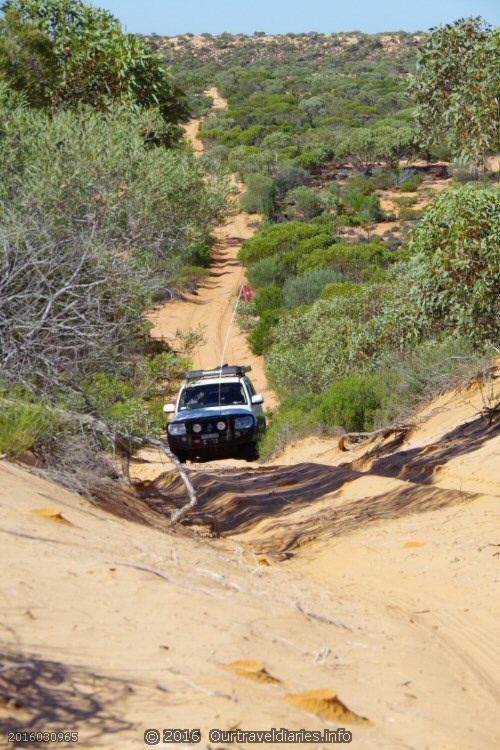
[147,88,276,408]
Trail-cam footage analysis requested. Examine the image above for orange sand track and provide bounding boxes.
[148,88,276,407]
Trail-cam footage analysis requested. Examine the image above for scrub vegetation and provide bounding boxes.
[0,0,230,473]
[0,8,497,468]
[155,22,499,455]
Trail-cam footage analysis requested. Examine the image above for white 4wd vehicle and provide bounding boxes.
[163,365,266,462]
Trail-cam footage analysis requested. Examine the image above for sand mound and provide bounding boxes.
[284,688,372,724]
[225,660,281,684]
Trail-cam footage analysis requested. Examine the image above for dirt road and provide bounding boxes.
[148,88,275,407]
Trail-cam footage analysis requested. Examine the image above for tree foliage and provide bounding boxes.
[413,17,499,165]
[0,88,229,392]
[405,184,499,342]
[0,0,188,122]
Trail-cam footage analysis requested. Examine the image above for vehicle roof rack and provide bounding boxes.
[183,365,251,381]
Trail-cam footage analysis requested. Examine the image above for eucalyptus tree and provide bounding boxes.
[412,17,499,166]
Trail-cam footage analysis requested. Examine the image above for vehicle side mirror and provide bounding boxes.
[163,403,175,414]
[251,394,264,405]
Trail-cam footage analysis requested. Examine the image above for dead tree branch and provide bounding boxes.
[0,397,199,526]
[338,424,412,451]
[76,414,199,525]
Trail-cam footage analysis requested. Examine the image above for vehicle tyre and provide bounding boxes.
[173,450,188,464]
[241,444,259,462]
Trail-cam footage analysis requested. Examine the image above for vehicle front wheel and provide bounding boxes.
[173,450,188,464]
[241,444,259,462]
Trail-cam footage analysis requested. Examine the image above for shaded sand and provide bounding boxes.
[147,89,276,407]
[1,371,499,748]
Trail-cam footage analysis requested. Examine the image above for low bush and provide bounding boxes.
[316,373,387,432]
[343,188,385,221]
[275,161,310,198]
[371,170,397,189]
[240,221,325,264]
[393,195,419,207]
[175,265,210,290]
[373,337,490,426]
[283,268,344,308]
[247,255,287,289]
[266,288,390,394]
[399,174,423,192]
[248,309,283,355]
[398,206,424,220]
[260,334,490,457]
[258,394,320,457]
[254,286,284,314]
[240,173,276,215]
[320,281,364,300]
[343,175,377,196]
[0,394,61,457]
[288,186,323,219]
[297,240,393,278]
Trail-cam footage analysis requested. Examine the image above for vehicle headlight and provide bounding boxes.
[192,423,202,433]
[234,415,254,430]
[168,422,187,436]
[217,421,226,431]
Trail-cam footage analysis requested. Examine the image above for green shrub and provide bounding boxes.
[374,337,490,426]
[318,188,339,213]
[393,195,419,207]
[281,232,336,275]
[345,190,385,221]
[240,222,324,264]
[297,240,393,278]
[266,289,390,394]
[275,161,310,197]
[240,173,276,215]
[248,309,283,355]
[294,150,323,170]
[320,281,364,299]
[344,175,376,196]
[175,265,210,290]
[288,186,323,219]
[399,206,424,221]
[0,394,61,457]
[371,170,397,189]
[227,146,274,177]
[258,394,320,457]
[317,373,387,431]
[405,184,500,342]
[399,174,423,192]
[261,334,489,457]
[254,286,284,314]
[283,267,343,308]
[247,255,286,289]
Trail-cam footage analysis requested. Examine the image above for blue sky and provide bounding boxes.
[92,0,499,35]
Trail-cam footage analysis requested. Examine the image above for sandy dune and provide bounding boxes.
[1,374,499,748]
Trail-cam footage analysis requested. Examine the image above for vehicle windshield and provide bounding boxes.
[179,382,247,410]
